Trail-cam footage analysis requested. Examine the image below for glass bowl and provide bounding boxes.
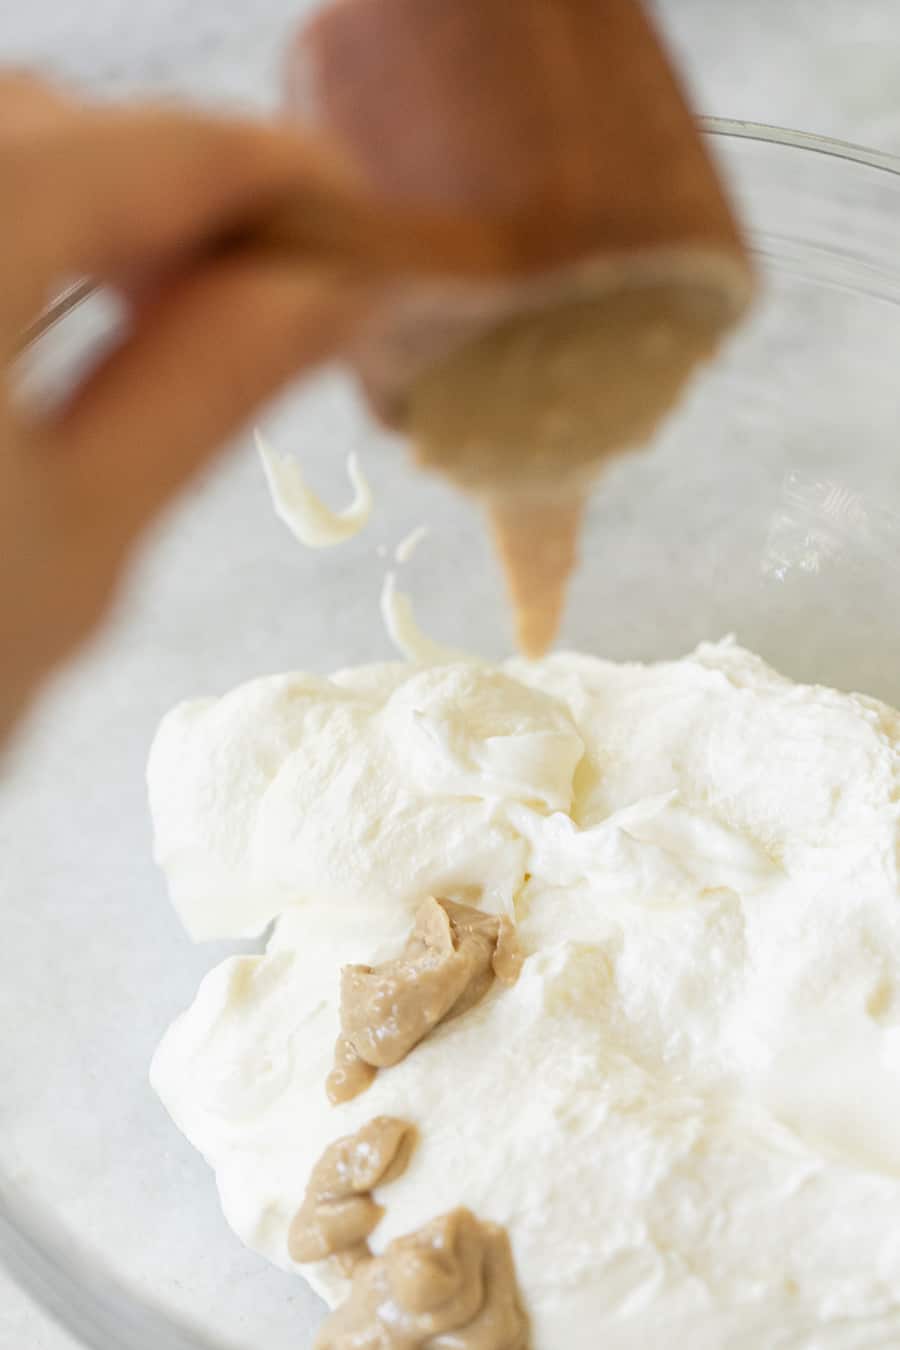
[3,121,900,1350]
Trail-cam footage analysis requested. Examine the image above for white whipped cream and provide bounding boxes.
[394,525,429,564]
[256,430,372,547]
[379,572,472,667]
[150,640,900,1348]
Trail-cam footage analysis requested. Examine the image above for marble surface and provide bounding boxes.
[4,1,900,1347]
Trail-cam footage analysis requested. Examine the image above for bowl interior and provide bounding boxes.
[3,124,900,1349]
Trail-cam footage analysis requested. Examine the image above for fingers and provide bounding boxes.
[0,71,72,130]
[0,77,350,328]
[0,77,373,746]
[43,259,368,546]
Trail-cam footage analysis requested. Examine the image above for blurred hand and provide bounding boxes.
[0,74,365,741]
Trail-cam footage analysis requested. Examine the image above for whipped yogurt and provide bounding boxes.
[150,640,900,1349]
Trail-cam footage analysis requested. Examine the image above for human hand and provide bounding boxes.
[0,74,365,741]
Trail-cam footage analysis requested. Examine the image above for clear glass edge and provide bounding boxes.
[699,116,900,176]
[0,1178,243,1350]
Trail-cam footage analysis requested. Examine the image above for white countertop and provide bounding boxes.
[4,1,900,1346]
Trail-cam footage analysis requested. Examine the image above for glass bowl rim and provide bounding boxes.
[701,114,900,176]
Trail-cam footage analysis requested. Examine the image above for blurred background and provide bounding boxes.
[4,0,900,150]
[4,0,900,1345]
